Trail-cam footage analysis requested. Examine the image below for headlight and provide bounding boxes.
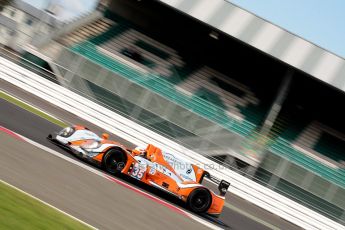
[82,141,101,149]
[58,127,75,137]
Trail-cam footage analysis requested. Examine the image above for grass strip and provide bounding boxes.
[0,181,91,230]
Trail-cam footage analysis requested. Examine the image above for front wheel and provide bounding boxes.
[103,149,127,174]
[187,188,212,213]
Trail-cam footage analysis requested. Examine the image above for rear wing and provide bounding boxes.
[218,180,231,196]
[206,174,231,196]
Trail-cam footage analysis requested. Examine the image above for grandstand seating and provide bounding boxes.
[270,138,345,187]
[68,16,262,126]
[176,66,259,121]
[59,17,114,46]
[293,122,345,163]
[71,42,257,137]
[58,12,345,191]
[100,28,185,71]
[97,25,261,124]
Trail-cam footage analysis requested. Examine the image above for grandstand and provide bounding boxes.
[20,0,345,224]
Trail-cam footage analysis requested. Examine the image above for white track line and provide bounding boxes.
[0,179,97,230]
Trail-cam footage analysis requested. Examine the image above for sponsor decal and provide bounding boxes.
[149,167,156,175]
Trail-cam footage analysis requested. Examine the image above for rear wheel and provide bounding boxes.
[187,188,212,213]
[103,149,127,174]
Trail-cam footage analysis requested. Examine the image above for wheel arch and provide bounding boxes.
[102,146,129,174]
[186,187,213,213]
[101,146,127,163]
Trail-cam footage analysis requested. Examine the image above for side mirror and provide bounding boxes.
[102,133,109,140]
[218,180,230,196]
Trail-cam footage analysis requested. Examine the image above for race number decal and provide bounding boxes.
[131,163,145,180]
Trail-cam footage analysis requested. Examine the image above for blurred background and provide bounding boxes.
[1,0,344,225]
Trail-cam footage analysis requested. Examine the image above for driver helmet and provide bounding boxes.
[132,146,147,158]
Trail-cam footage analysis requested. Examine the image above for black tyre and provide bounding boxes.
[103,149,127,174]
[187,188,212,213]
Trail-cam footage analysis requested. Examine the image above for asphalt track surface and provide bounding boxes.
[0,81,302,230]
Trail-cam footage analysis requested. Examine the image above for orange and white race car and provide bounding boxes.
[48,125,230,216]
